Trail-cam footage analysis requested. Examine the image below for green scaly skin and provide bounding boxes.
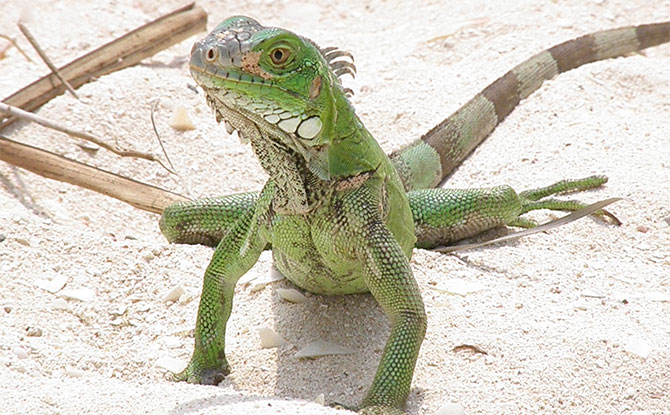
[158,17,670,414]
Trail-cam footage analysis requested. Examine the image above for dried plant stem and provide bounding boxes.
[0,33,33,62]
[0,102,176,175]
[0,135,188,213]
[18,22,79,99]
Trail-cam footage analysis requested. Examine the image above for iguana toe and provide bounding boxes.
[172,360,230,385]
[358,404,405,415]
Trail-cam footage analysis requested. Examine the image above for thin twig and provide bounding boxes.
[0,101,176,175]
[150,99,194,198]
[0,33,33,62]
[18,22,79,99]
[150,99,177,173]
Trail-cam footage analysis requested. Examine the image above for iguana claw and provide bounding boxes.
[358,405,405,415]
[171,358,230,385]
[332,402,405,415]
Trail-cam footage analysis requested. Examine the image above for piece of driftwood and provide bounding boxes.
[0,3,207,129]
[0,135,188,213]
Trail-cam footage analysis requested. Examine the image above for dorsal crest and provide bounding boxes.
[309,42,356,97]
[320,46,356,97]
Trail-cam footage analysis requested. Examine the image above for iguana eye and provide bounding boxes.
[205,48,217,62]
[270,47,290,65]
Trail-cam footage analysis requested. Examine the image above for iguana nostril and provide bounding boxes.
[206,48,217,62]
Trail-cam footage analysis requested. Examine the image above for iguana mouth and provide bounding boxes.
[191,47,318,145]
[189,62,273,88]
[203,91,308,169]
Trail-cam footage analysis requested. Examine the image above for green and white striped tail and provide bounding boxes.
[390,22,670,191]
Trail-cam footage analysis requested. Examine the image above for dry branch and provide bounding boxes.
[0,3,207,129]
[0,135,188,213]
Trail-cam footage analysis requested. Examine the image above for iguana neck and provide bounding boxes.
[248,127,326,215]
[246,80,386,215]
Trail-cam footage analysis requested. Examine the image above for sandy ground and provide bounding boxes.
[1,0,669,414]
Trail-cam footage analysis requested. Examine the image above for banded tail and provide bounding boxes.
[389,22,670,191]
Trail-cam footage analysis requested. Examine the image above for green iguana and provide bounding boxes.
[158,17,670,415]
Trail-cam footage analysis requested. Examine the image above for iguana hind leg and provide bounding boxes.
[410,175,616,248]
[159,192,259,247]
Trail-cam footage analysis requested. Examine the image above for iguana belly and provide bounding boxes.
[269,214,369,295]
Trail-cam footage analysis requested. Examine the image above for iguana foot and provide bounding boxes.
[332,402,405,415]
[171,356,230,385]
[358,404,405,415]
[332,398,406,414]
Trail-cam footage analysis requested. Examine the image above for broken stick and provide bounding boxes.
[0,135,187,213]
[0,3,207,129]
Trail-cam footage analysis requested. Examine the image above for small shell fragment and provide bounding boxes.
[243,267,286,292]
[623,336,653,359]
[170,105,196,131]
[258,327,288,349]
[64,367,89,378]
[155,356,187,373]
[59,288,95,302]
[162,286,185,304]
[275,288,308,303]
[430,278,486,296]
[35,274,68,293]
[581,289,605,298]
[437,402,465,415]
[295,340,353,358]
[12,347,28,359]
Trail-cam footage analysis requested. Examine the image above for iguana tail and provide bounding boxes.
[389,22,670,191]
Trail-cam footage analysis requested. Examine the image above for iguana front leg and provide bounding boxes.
[172,187,271,384]
[358,222,426,414]
[310,185,426,415]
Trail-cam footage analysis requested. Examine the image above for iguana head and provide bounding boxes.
[189,16,359,182]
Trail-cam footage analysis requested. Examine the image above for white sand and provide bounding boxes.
[1,1,668,414]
